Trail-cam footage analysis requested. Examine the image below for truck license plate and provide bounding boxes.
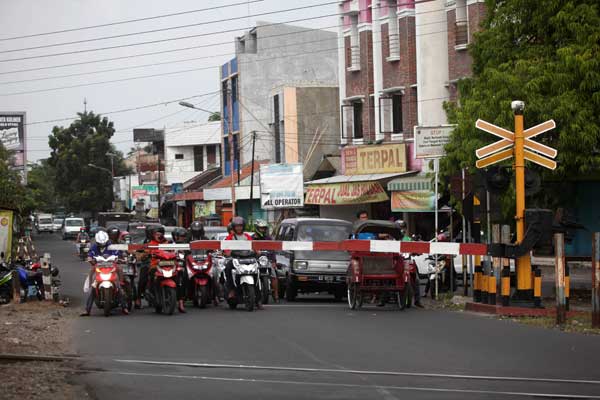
[320,275,333,282]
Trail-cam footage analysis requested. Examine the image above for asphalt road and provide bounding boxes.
[34,233,600,399]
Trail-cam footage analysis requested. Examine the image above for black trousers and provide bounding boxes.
[137,265,149,300]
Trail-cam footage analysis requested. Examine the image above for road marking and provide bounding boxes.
[114,359,600,386]
[85,369,600,399]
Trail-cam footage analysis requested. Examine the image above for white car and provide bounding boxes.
[62,217,85,240]
[52,218,64,232]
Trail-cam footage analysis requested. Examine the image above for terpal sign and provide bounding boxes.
[342,143,407,175]
[259,164,304,209]
[305,182,388,205]
[414,125,455,159]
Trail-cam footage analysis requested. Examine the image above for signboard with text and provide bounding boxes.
[342,143,407,175]
[414,125,455,159]
[305,181,388,205]
[0,112,26,168]
[260,164,304,209]
[391,190,435,212]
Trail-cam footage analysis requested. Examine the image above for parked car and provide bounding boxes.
[62,217,85,240]
[275,218,352,301]
[36,214,54,234]
[52,218,64,232]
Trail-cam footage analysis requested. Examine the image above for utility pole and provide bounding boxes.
[248,131,256,223]
[229,88,236,217]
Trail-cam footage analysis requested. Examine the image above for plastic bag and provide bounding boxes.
[83,275,90,294]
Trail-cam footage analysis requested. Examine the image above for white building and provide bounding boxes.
[164,121,222,186]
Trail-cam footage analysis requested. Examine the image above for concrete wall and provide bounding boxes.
[237,22,339,164]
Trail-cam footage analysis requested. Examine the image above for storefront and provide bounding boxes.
[388,175,438,240]
[305,143,417,222]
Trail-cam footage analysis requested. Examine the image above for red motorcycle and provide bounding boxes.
[147,250,181,315]
[184,251,215,308]
[93,255,122,317]
[400,254,418,309]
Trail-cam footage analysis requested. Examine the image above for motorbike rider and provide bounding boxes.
[107,225,122,244]
[395,219,423,308]
[134,225,156,309]
[190,221,208,241]
[252,219,279,302]
[80,231,128,316]
[172,227,189,313]
[75,227,91,255]
[224,217,253,300]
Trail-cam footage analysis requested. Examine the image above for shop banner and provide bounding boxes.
[131,184,157,199]
[342,143,406,175]
[194,201,216,219]
[0,209,14,260]
[391,190,435,212]
[0,112,26,168]
[305,182,389,205]
[260,164,304,209]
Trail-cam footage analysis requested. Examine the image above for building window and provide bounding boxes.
[379,93,403,135]
[231,75,239,132]
[387,1,400,61]
[455,0,468,47]
[342,101,364,140]
[207,145,216,165]
[347,15,360,71]
[193,146,204,172]
[174,153,184,160]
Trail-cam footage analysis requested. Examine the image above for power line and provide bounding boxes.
[0,1,264,42]
[0,3,339,59]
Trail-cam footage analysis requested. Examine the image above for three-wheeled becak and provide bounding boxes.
[346,220,414,310]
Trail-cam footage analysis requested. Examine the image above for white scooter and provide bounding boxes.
[226,254,261,312]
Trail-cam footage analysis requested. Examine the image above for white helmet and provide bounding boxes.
[95,231,109,246]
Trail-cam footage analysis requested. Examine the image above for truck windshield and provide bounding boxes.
[297,224,350,242]
[39,218,52,224]
[66,220,83,227]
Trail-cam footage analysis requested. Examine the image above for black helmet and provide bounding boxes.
[172,227,188,243]
[190,221,205,240]
[107,225,120,242]
[145,225,154,241]
[232,216,245,227]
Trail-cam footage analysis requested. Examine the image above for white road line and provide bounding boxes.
[114,359,600,386]
[91,370,600,399]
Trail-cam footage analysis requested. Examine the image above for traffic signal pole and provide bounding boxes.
[513,105,533,298]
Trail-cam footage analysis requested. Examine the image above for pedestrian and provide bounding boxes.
[356,210,369,221]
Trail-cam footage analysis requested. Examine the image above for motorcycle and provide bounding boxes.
[257,251,277,304]
[211,250,227,302]
[425,255,453,299]
[146,250,180,315]
[92,255,123,317]
[119,255,137,312]
[184,251,215,308]
[0,259,13,304]
[78,239,90,261]
[227,254,260,312]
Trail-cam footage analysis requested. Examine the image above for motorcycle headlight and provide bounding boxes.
[294,261,308,270]
[258,256,269,266]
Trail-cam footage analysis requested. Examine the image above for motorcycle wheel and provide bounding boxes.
[347,283,359,310]
[261,276,270,305]
[197,285,209,309]
[102,287,112,317]
[228,296,238,310]
[242,283,255,312]
[285,278,297,302]
[163,286,177,315]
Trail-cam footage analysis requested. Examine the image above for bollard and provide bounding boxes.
[592,232,600,328]
[481,267,489,304]
[11,270,20,303]
[501,266,510,306]
[565,265,570,311]
[555,233,566,326]
[533,268,542,308]
[41,254,52,301]
[473,256,482,302]
[489,270,497,305]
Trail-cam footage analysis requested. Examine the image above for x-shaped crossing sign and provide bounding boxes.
[475,119,557,170]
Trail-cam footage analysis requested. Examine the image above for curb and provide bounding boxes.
[465,302,587,317]
[0,353,80,362]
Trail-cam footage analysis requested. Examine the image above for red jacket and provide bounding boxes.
[224,232,252,256]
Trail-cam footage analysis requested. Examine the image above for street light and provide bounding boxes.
[88,163,112,177]
[178,101,214,114]
[105,151,116,178]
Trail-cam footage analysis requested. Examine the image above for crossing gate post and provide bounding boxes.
[501,225,511,306]
[473,255,482,302]
[533,267,542,308]
[554,233,567,326]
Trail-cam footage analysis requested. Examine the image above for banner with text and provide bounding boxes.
[0,113,26,168]
[0,209,14,260]
[305,181,389,205]
[342,143,407,175]
[260,164,304,209]
[391,190,435,212]
[414,125,455,159]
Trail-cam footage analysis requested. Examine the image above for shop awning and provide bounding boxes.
[306,171,416,185]
[387,176,432,191]
[170,191,204,201]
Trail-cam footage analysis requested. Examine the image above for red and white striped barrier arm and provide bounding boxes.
[111,241,487,256]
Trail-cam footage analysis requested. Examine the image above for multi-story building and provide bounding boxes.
[219,22,339,176]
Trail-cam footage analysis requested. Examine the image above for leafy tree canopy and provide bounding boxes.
[442,0,600,214]
[48,111,131,213]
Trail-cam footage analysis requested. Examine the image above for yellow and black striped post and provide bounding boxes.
[565,265,570,311]
[489,270,497,305]
[501,266,510,306]
[473,255,482,302]
[533,268,542,308]
[481,265,489,304]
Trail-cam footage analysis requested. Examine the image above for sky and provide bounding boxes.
[0,0,339,162]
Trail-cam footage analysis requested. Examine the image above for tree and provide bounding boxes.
[48,111,131,213]
[442,0,600,217]
[26,160,59,212]
[208,112,221,122]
